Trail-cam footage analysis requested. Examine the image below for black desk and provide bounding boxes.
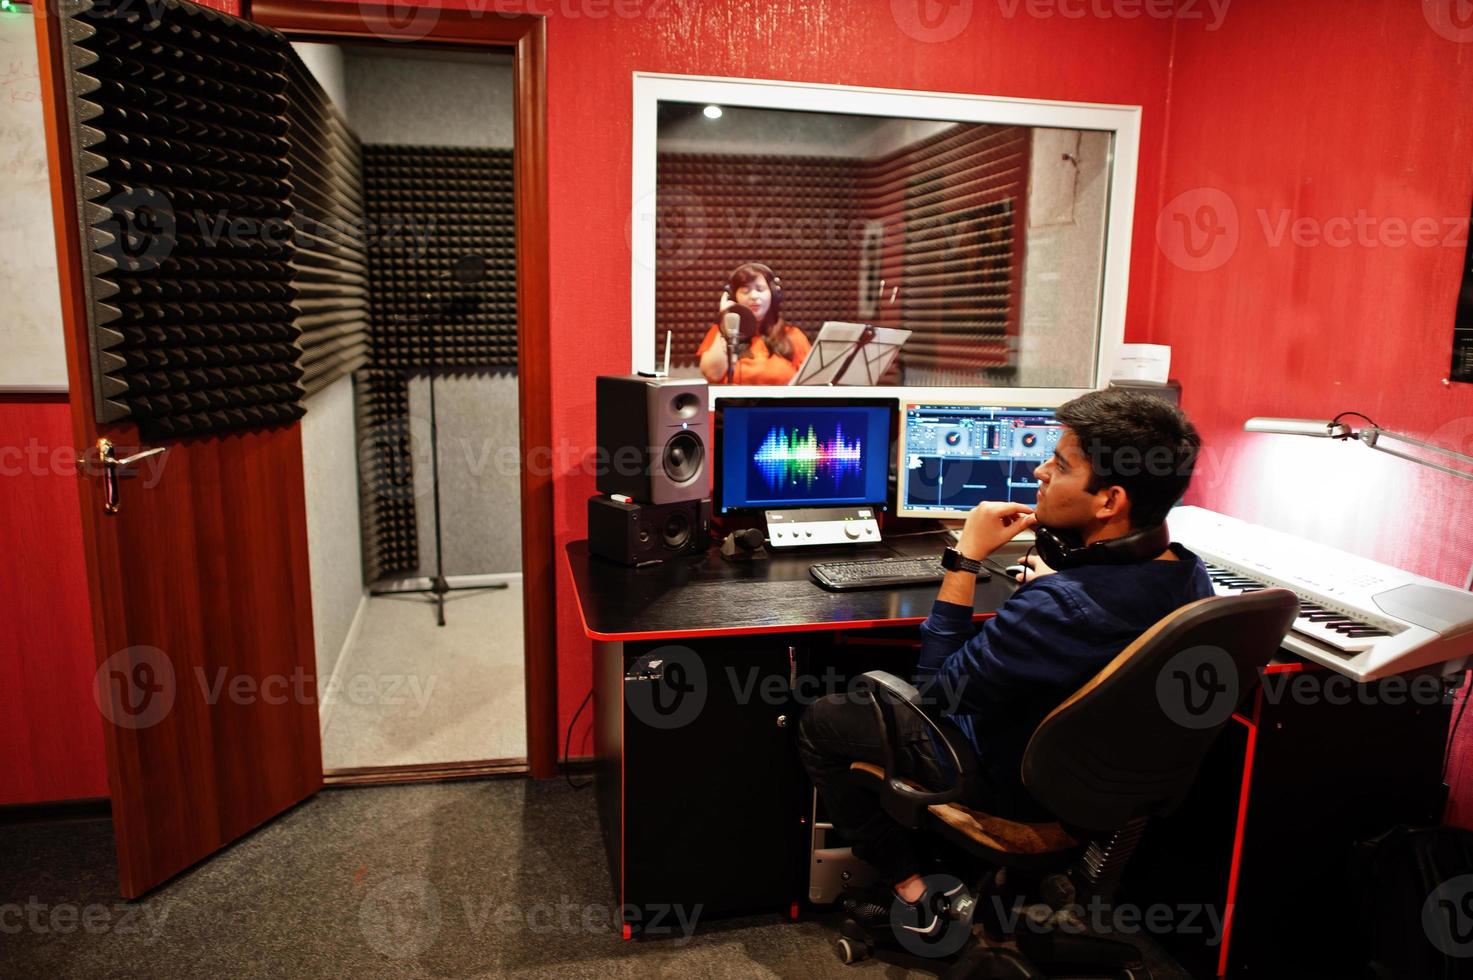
[566,538,1451,971]
[566,532,1019,939]
[566,533,1018,640]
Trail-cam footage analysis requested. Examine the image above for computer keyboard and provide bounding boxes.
[809,555,957,591]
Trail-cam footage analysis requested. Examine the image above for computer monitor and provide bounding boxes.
[714,398,895,514]
[896,403,1064,519]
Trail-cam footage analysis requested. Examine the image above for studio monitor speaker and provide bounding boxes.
[595,375,709,504]
[588,495,711,566]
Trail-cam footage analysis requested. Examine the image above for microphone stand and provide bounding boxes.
[725,328,739,384]
[370,254,508,627]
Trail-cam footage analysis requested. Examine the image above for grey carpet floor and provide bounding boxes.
[321,587,527,770]
[0,779,1194,979]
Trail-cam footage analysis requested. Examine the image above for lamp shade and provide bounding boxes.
[1243,417,1352,438]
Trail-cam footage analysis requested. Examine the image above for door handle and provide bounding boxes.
[94,438,168,514]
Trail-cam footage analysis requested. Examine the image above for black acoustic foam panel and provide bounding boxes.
[358,145,516,583]
[654,124,1026,384]
[655,154,864,371]
[281,52,369,397]
[883,124,1027,381]
[62,0,306,437]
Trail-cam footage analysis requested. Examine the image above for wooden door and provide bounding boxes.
[33,3,322,899]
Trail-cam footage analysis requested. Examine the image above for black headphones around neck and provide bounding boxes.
[1033,522,1171,571]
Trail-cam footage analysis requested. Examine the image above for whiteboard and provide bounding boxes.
[0,8,67,392]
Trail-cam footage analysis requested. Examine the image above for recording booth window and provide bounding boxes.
[647,94,1121,392]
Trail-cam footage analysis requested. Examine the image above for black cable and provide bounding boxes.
[563,687,594,790]
[1018,544,1040,585]
[1330,410,1381,434]
[882,528,960,539]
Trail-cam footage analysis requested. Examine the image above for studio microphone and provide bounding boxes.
[722,310,741,347]
[433,253,486,284]
[719,303,758,383]
[721,304,758,349]
[416,253,487,319]
[453,253,486,285]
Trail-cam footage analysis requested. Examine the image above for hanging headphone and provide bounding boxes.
[1033,521,1171,571]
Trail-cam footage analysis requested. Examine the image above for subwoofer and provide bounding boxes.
[588,495,711,566]
[596,375,709,504]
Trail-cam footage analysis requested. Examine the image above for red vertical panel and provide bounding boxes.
[0,0,240,814]
[0,396,108,804]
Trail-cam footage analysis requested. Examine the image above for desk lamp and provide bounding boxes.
[1243,413,1473,483]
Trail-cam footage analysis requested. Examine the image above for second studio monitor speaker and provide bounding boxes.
[596,375,709,504]
[588,494,710,566]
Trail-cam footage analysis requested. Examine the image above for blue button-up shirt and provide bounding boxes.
[917,544,1215,820]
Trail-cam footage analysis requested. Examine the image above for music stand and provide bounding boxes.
[789,321,911,386]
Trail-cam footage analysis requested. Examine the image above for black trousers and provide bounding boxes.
[797,692,985,885]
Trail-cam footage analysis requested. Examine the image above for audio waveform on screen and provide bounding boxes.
[752,424,864,491]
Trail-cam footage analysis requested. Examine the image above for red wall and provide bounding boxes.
[0,397,108,805]
[530,1,1180,757]
[0,0,241,808]
[1147,2,1473,821]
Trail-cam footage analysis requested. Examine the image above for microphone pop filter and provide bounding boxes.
[723,303,759,340]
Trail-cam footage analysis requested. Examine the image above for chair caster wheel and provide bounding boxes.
[836,935,872,964]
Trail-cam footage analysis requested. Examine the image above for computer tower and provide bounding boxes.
[595,375,709,504]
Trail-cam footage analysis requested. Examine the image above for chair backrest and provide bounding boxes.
[1022,590,1299,833]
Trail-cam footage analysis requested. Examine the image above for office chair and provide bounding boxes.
[836,589,1300,979]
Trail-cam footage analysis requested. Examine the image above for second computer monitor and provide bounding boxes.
[898,403,1063,518]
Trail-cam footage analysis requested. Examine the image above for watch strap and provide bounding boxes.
[942,546,984,575]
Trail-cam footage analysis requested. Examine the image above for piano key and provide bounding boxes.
[1291,622,1377,652]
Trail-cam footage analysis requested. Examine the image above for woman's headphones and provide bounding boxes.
[725,263,783,306]
[1033,522,1171,571]
[751,263,783,304]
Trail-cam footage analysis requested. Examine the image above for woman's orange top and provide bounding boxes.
[697,323,812,385]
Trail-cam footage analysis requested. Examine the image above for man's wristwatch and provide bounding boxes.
[940,546,985,576]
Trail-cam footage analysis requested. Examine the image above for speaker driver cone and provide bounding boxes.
[663,431,704,484]
[661,512,691,549]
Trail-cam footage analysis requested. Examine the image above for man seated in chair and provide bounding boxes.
[798,388,1214,930]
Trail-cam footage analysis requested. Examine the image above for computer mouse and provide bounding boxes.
[1005,564,1026,578]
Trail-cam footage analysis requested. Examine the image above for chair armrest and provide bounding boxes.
[859,670,967,813]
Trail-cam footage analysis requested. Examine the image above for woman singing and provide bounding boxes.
[697,263,812,385]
